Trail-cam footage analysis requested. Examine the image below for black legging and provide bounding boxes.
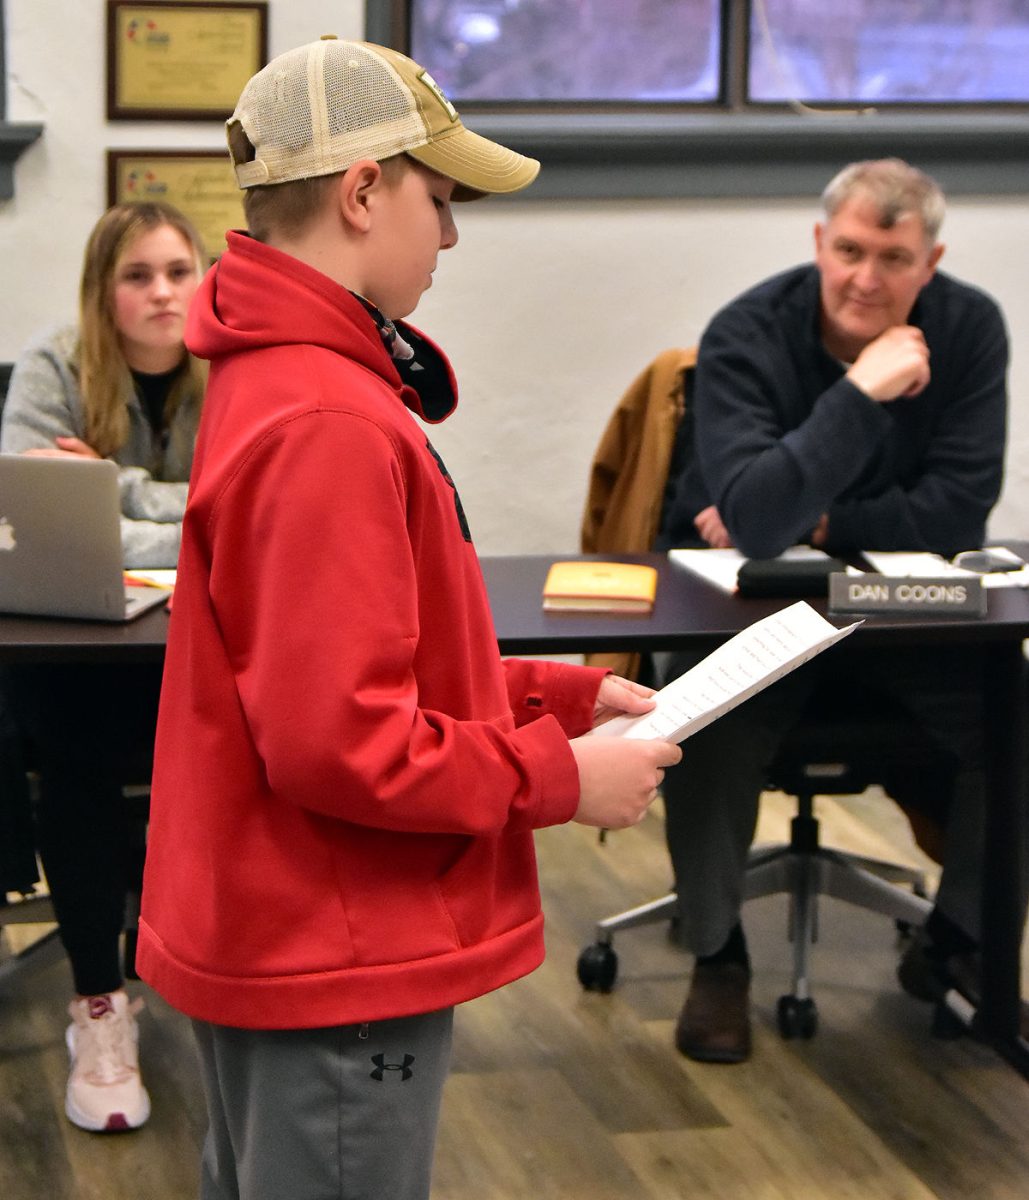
[6,662,162,996]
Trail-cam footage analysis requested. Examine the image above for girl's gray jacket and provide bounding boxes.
[1,325,201,567]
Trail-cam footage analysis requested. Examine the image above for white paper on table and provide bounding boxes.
[861,549,1029,590]
[667,548,744,591]
[589,600,861,745]
[861,551,971,578]
[979,568,1029,589]
[668,546,832,593]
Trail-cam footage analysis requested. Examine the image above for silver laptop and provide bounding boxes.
[0,454,170,622]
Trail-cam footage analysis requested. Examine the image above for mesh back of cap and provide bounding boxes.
[232,41,430,185]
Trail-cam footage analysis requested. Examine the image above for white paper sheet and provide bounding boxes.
[589,600,860,745]
[861,549,1029,589]
[861,551,970,578]
[667,548,746,592]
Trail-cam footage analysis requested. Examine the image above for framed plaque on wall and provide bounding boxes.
[106,2,268,120]
[107,149,244,257]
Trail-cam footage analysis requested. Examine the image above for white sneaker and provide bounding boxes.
[65,991,151,1132]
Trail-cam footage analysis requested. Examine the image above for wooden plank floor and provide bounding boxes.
[1,789,1026,1199]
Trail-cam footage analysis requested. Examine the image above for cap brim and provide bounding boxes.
[407,125,539,200]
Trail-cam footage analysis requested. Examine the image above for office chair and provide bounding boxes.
[0,892,64,984]
[0,682,55,984]
[0,769,151,988]
[0,791,150,988]
[575,348,941,1038]
[576,684,939,1037]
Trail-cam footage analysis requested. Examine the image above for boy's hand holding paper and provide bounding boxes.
[566,672,681,830]
[592,672,659,726]
[590,601,860,745]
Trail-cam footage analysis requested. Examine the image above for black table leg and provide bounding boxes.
[979,640,1029,1078]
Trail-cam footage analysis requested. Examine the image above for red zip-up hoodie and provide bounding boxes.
[137,234,605,1029]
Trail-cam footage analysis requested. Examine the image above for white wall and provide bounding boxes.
[3,1,1027,552]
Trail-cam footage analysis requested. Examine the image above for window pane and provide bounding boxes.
[749,0,1029,103]
[409,0,720,102]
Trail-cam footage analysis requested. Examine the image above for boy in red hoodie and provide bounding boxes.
[137,36,680,1200]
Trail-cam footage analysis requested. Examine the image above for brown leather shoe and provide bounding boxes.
[675,961,752,1063]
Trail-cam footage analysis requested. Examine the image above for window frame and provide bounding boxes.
[366,0,1029,199]
[0,0,45,200]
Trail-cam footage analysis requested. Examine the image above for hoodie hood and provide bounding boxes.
[186,231,458,423]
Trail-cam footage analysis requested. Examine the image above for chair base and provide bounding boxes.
[577,813,934,1040]
[0,893,63,985]
[744,838,931,1029]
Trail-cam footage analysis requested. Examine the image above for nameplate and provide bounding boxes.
[827,573,985,618]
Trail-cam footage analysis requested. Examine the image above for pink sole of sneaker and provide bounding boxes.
[65,1096,151,1133]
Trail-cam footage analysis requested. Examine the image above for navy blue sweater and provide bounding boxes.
[660,265,1007,560]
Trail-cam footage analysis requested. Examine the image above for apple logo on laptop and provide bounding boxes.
[0,516,16,552]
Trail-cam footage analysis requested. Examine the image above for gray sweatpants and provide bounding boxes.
[192,1007,454,1200]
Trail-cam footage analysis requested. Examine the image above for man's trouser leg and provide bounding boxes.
[659,651,815,958]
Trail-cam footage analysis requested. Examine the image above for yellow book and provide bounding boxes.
[542,561,658,613]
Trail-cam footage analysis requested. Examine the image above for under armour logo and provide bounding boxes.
[370,1053,416,1082]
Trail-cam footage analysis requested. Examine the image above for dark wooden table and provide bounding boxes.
[481,552,1029,1077]
[2,551,1027,1075]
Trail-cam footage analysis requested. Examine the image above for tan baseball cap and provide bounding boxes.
[227,36,540,200]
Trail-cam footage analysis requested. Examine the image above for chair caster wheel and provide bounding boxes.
[577,942,618,992]
[777,994,818,1039]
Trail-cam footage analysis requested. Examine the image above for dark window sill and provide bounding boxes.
[0,122,44,200]
[444,111,1029,199]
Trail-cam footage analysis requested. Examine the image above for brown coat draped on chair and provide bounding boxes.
[580,347,697,680]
